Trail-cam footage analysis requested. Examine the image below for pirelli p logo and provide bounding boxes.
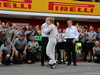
[0,0,32,9]
[48,2,95,13]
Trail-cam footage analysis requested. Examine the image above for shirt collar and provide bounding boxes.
[68,25,73,29]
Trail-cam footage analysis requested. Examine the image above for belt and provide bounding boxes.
[42,37,48,38]
[66,38,74,40]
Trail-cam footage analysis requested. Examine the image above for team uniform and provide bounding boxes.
[0,28,6,45]
[93,46,100,60]
[31,29,40,36]
[16,30,26,36]
[5,28,16,41]
[0,42,14,57]
[0,42,14,64]
[27,30,39,41]
[0,26,7,46]
[79,32,88,60]
[13,38,27,54]
[0,26,3,46]
[0,25,2,29]
[96,32,100,41]
[87,31,97,56]
[27,41,39,63]
[25,30,32,42]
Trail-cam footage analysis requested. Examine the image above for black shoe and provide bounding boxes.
[88,59,92,62]
[14,60,18,64]
[62,61,66,64]
[51,63,58,69]
[23,59,27,63]
[47,64,52,68]
[57,61,62,64]
[83,59,87,62]
[41,64,45,66]
[16,60,19,64]
[93,60,97,63]
[97,60,100,63]
[5,62,9,66]
[37,58,40,62]
[67,63,71,66]
[66,59,68,61]
[5,61,9,66]
[73,63,77,66]
[5,59,9,66]
[19,60,23,64]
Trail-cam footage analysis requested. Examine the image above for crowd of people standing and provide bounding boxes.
[0,17,100,69]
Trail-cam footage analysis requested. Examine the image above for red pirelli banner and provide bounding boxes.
[0,0,100,16]
[48,2,95,13]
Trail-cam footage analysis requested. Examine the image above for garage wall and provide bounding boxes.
[0,17,100,32]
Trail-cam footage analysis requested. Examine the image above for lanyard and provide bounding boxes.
[68,27,71,33]
[67,27,71,37]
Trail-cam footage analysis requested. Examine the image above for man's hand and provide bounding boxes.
[32,45,34,48]
[0,29,3,32]
[41,26,44,29]
[79,32,82,35]
[72,38,76,44]
[84,32,86,35]
[86,37,89,40]
[23,51,26,55]
[94,48,97,51]
[10,56,13,61]
[15,50,18,54]
[56,37,58,40]
[98,35,100,38]
[97,47,100,51]
[88,38,90,40]
[0,62,2,66]
[6,29,9,32]
[56,22,60,28]
[35,46,39,49]
[62,38,65,42]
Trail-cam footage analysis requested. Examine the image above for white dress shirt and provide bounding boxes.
[42,23,49,37]
[65,25,79,39]
[57,33,62,42]
[62,33,66,42]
